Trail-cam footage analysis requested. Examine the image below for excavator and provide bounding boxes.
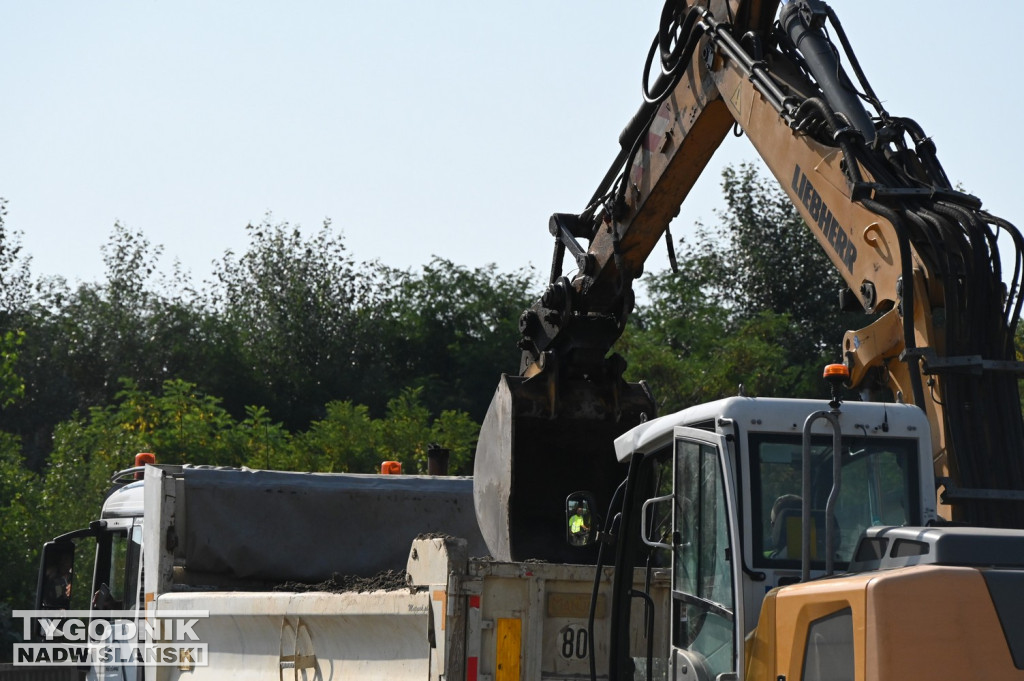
[474,0,1024,679]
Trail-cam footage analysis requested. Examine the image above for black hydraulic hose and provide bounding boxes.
[587,478,627,681]
[586,532,605,681]
[793,97,866,186]
[656,4,702,82]
[894,116,952,190]
[823,5,886,117]
[938,203,1013,381]
[910,207,964,342]
[925,207,976,364]
[902,207,953,304]
[629,588,656,681]
[984,211,1024,327]
[641,38,679,104]
[862,198,927,407]
[974,213,1002,291]
[896,117,930,145]
[907,207,968,452]
[935,202,1000,320]
[897,197,1024,526]
[779,0,875,144]
[584,4,707,214]
[607,4,708,212]
[857,136,904,188]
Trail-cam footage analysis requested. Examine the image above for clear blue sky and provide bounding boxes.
[3,1,1021,286]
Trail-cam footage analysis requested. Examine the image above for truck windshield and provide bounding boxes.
[750,433,920,568]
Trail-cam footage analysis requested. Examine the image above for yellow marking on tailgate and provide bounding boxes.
[496,617,521,681]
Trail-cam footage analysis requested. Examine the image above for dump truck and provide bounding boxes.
[29,461,669,680]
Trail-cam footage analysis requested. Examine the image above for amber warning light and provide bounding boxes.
[134,452,156,479]
[823,363,850,407]
[822,363,850,381]
[381,461,402,475]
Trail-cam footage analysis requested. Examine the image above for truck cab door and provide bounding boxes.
[91,518,144,613]
[89,518,144,681]
[670,427,743,681]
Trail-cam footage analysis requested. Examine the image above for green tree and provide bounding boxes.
[688,163,863,358]
[0,224,220,469]
[0,212,536,465]
[0,432,39,610]
[288,400,377,473]
[0,199,33,320]
[0,332,42,614]
[0,330,24,408]
[210,217,377,429]
[373,258,536,422]
[290,387,479,475]
[623,163,863,412]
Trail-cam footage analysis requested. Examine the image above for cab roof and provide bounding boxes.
[613,396,930,463]
[101,479,145,518]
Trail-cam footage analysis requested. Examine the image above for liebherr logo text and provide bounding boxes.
[792,164,857,273]
[13,609,209,667]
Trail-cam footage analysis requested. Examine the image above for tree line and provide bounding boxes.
[0,163,863,623]
[0,211,537,469]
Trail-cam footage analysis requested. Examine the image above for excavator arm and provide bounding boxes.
[475,0,1024,561]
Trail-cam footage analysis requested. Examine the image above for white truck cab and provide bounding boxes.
[34,460,152,681]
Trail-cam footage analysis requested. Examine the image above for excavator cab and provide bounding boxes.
[603,396,937,680]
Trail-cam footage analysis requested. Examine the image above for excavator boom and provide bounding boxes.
[475,0,1024,561]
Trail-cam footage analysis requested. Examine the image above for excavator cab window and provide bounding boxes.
[645,449,675,568]
[750,434,920,569]
[671,436,736,679]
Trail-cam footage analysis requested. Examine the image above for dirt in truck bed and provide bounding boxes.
[274,569,409,594]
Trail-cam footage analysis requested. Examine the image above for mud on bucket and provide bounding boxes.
[473,372,654,563]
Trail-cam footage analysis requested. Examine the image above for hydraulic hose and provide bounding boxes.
[587,4,706,213]
[779,0,875,145]
[823,5,886,119]
[587,478,627,681]
[861,197,927,408]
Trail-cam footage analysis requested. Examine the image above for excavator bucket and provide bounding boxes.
[474,371,654,563]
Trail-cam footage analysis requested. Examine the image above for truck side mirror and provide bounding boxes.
[36,540,76,611]
[566,492,598,547]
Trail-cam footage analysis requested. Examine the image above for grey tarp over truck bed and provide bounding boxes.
[180,467,489,582]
